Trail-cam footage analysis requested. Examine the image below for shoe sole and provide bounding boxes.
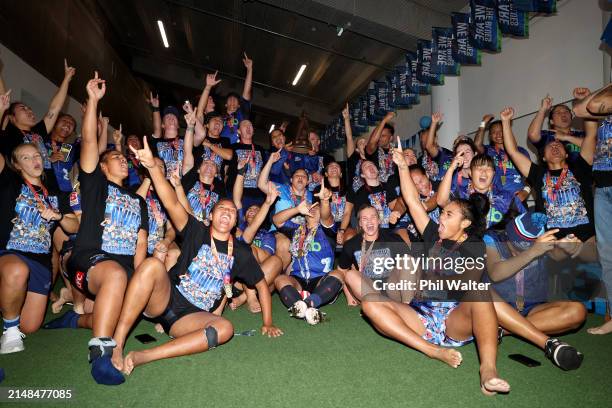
[0,345,25,354]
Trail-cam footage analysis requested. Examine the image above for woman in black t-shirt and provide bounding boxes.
[0,145,77,354]
[501,106,598,261]
[360,139,511,396]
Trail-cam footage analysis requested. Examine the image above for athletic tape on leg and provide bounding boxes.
[205,326,219,349]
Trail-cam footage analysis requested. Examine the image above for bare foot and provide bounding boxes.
[122,351,142,376]
[229,293,247,311]
[246,296,261,314]
[480,366,510,396]
[430,347,463,368]
[111,346,124,372]
[154,323,165,334]
[588,319,612,335]
[51,287,72,314]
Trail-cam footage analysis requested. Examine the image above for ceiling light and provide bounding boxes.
[292,64,307,86]
[337,26,344,36]
[269,124,275,133]
[157,20,169,48]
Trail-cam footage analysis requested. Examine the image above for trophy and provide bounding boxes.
[290,111,313,154]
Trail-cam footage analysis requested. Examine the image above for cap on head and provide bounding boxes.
[505,211,547,251]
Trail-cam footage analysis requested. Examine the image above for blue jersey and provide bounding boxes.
[484,144,529,194]
[452,180,525,229]
[594,118,612,188]
[237,217,276,255]
[419,148,453,182]
[271,183,312,231]
[47,140,79,192]
[534,129,585,163]
[284,220,336,280]
[221,98,251,144]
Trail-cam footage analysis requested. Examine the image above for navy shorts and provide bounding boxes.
[293,275,324,293]
[66,249,134,298]
[509,301,545,317]
[0,251,51,295]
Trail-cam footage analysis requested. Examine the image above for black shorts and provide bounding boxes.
[66,248,134,297]
[152,285,206,334]
[292,275,324,293]
[553,223,595,242]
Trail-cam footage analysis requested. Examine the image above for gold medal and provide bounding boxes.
[501,175,507,185]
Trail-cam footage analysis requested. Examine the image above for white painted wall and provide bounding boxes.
[0,43,83,131]
[433,0,605,155]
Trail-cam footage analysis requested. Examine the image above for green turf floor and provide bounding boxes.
[1,294,611,408]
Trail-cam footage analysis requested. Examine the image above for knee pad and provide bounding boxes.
[204,326,219,349]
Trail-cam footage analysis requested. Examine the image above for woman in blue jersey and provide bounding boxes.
[273,181,343,325]
[437,153,524,229]
[362,137,511,396]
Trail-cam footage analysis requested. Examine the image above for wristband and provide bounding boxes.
[186,126,195,132]
[150,105,160,112]
[339,229,345,233]
[522,186,531,194]
[237,166,247,176]
[479,121,486,128]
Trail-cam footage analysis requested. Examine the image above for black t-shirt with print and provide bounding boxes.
[347,183,398,228]
[149,136,185,179]
[227,142,266,201]
[347,151,364,193]
[169,216,264,312]
[366,146,394,182]
[193,135,231,181]
[526,156,594,238]
[0,165,72,268]
[181,167,227,223]
[74,165,148,271]
[338,230,407,279]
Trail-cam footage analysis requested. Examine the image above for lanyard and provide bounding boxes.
[494,146,508,176]
[147,191,164,227]
[24,179,49,209]
[289,187,302,207]
[359,238,377,274]
[198,182,215,215]
[210,230,234,298]
[545,166,568,202]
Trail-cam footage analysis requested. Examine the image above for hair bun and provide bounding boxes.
[468,192,490,220]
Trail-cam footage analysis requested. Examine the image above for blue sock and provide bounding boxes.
[88,337,125,385]
[304,294,322,308]
[0,368,4,383]
[43,311,79,329]
[3,316,19,330]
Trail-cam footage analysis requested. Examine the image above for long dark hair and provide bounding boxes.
[450,192,490,239]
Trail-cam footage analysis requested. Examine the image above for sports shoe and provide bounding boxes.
[304,307,323,325]
[544,338,583,371]
[43,310,79,329]
[288,300,307,319]
[88,337,125,385]
[0,327,25,354]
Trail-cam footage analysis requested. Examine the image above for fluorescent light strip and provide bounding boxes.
[292,64,307,86]
[157,20,169,48]
[269,124,275,133]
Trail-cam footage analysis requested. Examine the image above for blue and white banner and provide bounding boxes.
[452,12,482,64]
[416,40,444,85]
[498,0,529,37]
[470,0,502,52]
[431,27,460,75]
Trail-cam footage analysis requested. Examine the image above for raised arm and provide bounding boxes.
[44,59,75,133]
[0,152,6,175]
[242,53,253,101]
[232,162,247,210]
[241,182,279,243]
[182,102,197,174]
[257,150,281,194]
[486,229,557,282]
[500,107,533,177]
[148,92,161,139]
[81,72,106,173]
[196,71,220,122]
[130,137,188,231]
[366,111,395,155]
[474,114,494,154]
[315,179,334,227]
[527,95,552,145]
[135,177,151,199]
[170,174,194,216]
[572,87,598,165]
[112,125,123,154]
[0,89,11,127]
[343,103,355,157]
[424,112,443,158]
[97,114,109,153]
[392,137,429,234]
[436,152,463,207]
